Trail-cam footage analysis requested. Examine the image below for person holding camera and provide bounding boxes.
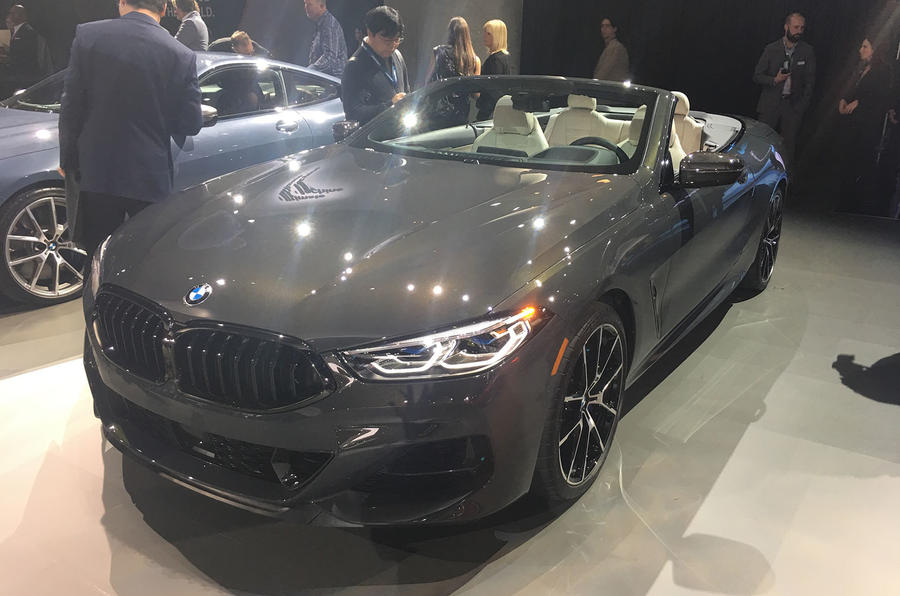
[753,12,816,167]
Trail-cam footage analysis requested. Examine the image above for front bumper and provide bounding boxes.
[83,295,562,526]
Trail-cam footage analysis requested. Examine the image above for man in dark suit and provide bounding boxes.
[174,0,209,52]
[341,6,409,125]
[58,0,203,259]
[0,5,40,97]
[753,12,816,166]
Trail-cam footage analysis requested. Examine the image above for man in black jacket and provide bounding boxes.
[0,5,40,97]
[341,6,409,125]
[58,0,202,259]
[753,12,816,166]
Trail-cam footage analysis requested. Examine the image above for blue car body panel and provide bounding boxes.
[0,54,344,206]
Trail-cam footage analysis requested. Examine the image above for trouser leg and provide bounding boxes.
[74,192,151,261]
[778,102,803,169]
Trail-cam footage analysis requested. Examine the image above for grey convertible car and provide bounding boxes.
[84,76,786,526]
[0,53,344,306]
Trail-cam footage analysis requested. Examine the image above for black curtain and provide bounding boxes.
[237,0,379,66]
[521,0,899,118]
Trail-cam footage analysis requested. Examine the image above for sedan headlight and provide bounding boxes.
[342,307,546,381]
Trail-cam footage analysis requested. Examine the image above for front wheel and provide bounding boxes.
[531,302,628,503]
[741,188,784,292]
[0,187,87,305]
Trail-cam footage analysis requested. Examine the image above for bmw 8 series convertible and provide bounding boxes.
[0,53,343,306]
[84,76,786,526]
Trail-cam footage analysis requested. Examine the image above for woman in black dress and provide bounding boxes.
[837,36,892,213]
[425,16,481,127]
[476,19,511,121]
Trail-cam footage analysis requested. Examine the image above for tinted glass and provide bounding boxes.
[200,65,285,118]
[3,73,64,112]
[281,69,339,107]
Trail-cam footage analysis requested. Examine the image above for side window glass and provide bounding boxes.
[281,69,339,108]
[200,66,285,118]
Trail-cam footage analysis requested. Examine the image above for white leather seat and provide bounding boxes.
[545,94,631,147]
[617,104,687,171]
[672,91,704,154]
[473,95,549,157]
[669,126,687,172]
[617,105,646,158]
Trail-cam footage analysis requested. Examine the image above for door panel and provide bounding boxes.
[656,155,753,336]
[172,65,314,191]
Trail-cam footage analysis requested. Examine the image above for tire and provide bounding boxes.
[0,187,87,306]
[531,302,629,503]
[740,187,784,292]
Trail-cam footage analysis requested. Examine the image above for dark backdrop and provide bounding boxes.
[521,0,900,119]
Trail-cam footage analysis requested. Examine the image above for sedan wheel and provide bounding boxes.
[1,188,87,305]
[533,303,628,502]
[741,188,783,292]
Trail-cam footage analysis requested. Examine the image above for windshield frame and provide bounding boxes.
[1,71,65,113]
[346,75,660,175]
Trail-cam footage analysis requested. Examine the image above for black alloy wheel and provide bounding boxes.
[532,302,628,503]
[741,188,783,292]
[0,187,87,305]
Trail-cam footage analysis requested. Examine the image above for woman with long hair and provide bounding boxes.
[837,35,892,213]
[476,18,511,121]
[426,16,481,126]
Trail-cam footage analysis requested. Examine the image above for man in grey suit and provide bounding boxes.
[753,12,816,166]
[174,0,209,51]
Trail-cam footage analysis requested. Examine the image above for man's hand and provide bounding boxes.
[774,71,791,85]
[57,167,65,178]
[391,92,406,104]
[846,99,859,114]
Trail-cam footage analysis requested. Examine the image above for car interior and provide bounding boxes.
[379,88,742,175]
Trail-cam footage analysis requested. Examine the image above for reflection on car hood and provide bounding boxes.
[103,145,638,350]
[0,108,59,160]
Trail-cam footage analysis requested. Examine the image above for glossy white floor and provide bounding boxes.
[1,207,898,596]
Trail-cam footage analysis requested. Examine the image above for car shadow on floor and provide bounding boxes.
[102,292,773,594]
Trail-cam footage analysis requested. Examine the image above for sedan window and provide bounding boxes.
[281,69,339,107]
[200,65,285,118]
[2,72,64,112]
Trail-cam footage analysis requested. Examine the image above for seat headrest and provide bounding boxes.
[628,105,647,144]
[567,94,597,110]
[672,91,690,116]
[492,95,537,135]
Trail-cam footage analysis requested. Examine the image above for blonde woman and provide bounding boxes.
[426,16,481,125]
[476,19,511,121]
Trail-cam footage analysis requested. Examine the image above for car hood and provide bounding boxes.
[0,108,59,160]
[103,145,639,350]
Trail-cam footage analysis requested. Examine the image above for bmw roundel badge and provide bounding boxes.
[185,283,213,306]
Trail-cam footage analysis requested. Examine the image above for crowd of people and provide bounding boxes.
[3,0,895,261]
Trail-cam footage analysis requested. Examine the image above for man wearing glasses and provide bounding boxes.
[341,6,409,125]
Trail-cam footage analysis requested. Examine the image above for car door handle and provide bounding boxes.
[276,119,300,133]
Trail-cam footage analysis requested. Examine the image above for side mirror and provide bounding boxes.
[333,120,359,142]
[201,104,218,127]
[679,152,745,188]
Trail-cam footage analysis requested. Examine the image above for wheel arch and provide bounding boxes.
[597,288,636,370]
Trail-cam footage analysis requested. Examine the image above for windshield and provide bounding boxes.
[349,77,658,174]
[2,72,64,113]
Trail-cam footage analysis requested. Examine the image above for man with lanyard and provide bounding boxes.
[753,12,816,167]
[341,5,409,125]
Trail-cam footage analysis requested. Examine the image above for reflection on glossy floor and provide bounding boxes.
[1,207,899,595]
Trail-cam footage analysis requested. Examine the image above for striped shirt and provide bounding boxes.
[309,10,348,78]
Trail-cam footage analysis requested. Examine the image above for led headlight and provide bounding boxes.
[341,307,546,381]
